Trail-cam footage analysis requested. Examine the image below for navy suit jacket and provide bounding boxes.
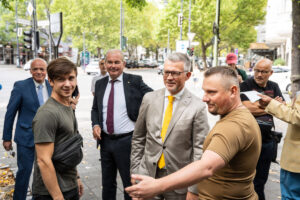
[3,77,52,147]
[91,72,153,129]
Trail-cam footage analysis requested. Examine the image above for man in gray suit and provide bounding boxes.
[130,52,209,200]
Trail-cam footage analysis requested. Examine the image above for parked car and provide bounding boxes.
[85,61,100,75]
[157,64,164,75]
[126,60,138,68]
[23,59,33,71]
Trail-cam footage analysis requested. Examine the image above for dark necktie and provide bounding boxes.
[106,80,115,134]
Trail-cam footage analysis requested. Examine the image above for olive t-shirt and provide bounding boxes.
[32,97,78,195]
[198,108,261,200]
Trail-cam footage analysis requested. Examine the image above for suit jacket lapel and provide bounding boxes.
[29,78,40,106]
[123,73,129,106]
[45,80,52,96]
[99,76,109,106]
[164,89,192,142]
[154,89,165,142]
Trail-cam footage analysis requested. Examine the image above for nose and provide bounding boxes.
[202,94,209,102]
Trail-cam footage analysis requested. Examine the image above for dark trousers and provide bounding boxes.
[100,133,132,200]
[14,144,34,200]
[254,141,274,200]
[33,188,79,200]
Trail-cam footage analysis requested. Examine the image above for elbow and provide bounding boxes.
[36,157,51,170]
[202,166,214,179]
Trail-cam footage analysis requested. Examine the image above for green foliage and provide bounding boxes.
[125,0,146,10]
[0,0,13,10]
[273,58,286,66]
[157,0,267,67]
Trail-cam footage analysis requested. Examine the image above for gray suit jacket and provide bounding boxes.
[130,88,209,194]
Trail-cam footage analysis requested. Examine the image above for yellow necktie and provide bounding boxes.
[158,96,174,169]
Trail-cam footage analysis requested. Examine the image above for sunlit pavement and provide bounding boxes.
[0,64,286,199]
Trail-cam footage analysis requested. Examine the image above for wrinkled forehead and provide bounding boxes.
[254,61,272,71]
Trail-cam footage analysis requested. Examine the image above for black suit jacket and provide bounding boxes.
[91,72,153,129]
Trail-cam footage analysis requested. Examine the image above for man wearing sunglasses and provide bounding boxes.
[130,52,209,200]
[240,58,284,200]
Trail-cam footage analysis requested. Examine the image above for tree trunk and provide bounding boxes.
[97,47,101,58]
[291,0,300,97]
[201,39,208,70]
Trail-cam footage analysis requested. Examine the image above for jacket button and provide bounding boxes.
[163,146,166,149]
[153,162,156,165]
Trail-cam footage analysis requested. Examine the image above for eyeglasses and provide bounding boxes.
[163,71,186,78]
[254,69,270,74]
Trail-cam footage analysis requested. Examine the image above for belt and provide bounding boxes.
[103,131,133,139]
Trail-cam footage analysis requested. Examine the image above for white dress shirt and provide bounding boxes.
[102,73,135,134]
[91,73,108,93]
[33,80,49,103]
[162,87,185,125]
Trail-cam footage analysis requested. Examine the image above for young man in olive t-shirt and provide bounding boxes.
[32,57,83,200]
[126,67,261,200]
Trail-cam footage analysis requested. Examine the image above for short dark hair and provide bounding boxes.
[204,66,239,90]
[47,57,77,81]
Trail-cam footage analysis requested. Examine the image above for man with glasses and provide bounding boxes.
[91,49,152,200]
[91,58,108,96]
[130,52,209,200]
[240,58,284,200]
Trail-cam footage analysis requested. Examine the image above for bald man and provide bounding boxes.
[240,58,284,200]
[3,58,52,200]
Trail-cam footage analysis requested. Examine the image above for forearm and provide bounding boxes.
[265,99,300,125]
[158,159,213,193]
[38,159,63,199]
[242,101,266,116]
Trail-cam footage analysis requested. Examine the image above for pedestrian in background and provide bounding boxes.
[126,67,261,199]
[91,49,152,200]
[91,58,108,96]
[226,53,247,83]
[2,58,51,200]
[240,58,284,200]
[32,57,83,200]
[259,91,300,199]
[130,52,209,200]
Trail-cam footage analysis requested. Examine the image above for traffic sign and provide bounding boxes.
[38,20,49,27]
[176,40,189,54]
[27,2,33,16]
[16,18,31,26]
[187,32,195,42]
[50,13,62,33]
[17,28,22,37]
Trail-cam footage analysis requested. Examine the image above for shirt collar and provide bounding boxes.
[33,79,46,88]
[164,87,185,100]
[108,73,123,83]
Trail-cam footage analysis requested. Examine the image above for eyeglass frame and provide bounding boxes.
[163,70,188,78]
[253,69,271,75]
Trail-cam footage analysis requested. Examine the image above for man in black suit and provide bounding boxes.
[91,49,152,200]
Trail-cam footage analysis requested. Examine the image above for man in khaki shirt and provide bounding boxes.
[126,67,261,199]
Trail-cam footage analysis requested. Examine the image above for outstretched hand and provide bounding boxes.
[125,174,161,199]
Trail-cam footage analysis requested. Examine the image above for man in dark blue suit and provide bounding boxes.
[91,49,152,200]
[2,58,52,200]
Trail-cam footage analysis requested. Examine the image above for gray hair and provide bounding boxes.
[105,49,124,61]
[204,66,240,90]
[166,52,191,72]
[30,58,47,69]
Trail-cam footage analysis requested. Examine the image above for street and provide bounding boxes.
[0,65,287,199]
